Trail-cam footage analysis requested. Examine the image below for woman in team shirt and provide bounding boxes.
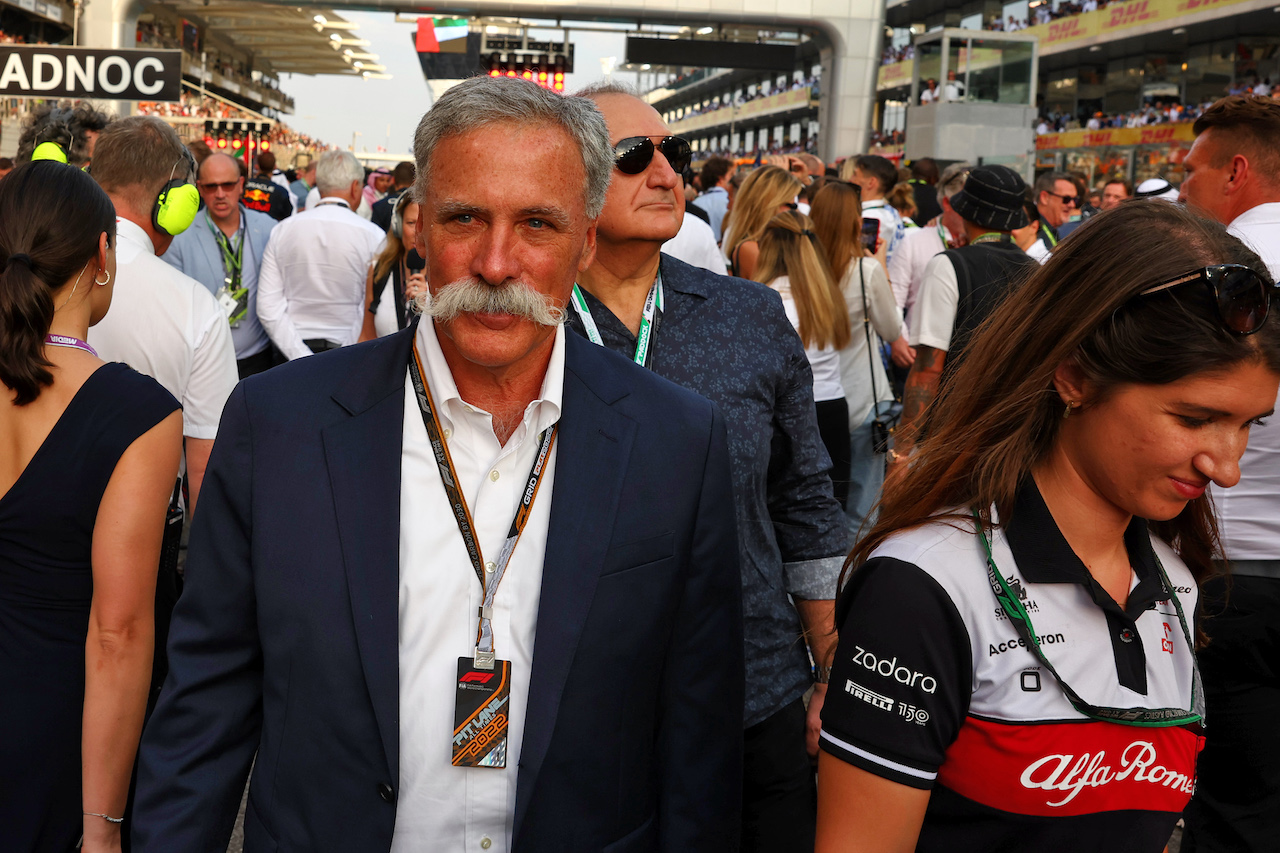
[816,201,1280,852]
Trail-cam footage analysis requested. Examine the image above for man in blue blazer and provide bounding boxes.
[132,77,744,852]
[163,152,279,378]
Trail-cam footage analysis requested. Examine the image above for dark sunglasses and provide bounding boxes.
[1046,191,1079,207]
[198,180,242,193]
[613,135,692,175]
[1136,264,1274,335]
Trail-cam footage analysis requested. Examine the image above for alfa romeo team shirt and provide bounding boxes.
[820,481,1203,852]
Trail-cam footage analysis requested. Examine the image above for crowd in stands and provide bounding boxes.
[133,95,330,152]
[670,75,820,122]
[136,22,290,105]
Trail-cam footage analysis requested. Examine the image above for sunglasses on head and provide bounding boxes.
[613,135,692,175]
[1136,264,1275,335]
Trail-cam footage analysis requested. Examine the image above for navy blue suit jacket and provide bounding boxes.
[132,322,744,852]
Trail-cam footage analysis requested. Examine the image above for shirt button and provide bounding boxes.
[489,470,500,482]
[1119,628,1135,643]
[485,561,496,574]
[480,838,492,850]
[377,782,394,803]
[443,428,452,439]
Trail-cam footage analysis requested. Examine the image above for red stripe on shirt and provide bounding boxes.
[936,716,1203,816]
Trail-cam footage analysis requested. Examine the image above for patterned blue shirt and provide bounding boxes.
[568,254,850,726]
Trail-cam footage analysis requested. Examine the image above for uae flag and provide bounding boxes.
[416,17,468,53]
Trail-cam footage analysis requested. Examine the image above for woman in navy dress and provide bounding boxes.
[0,161,183,852]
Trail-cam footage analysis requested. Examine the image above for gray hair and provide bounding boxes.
[413,76,613,219]
[937,162,972,203]
[576,79,642,99]
[316,150,364,195]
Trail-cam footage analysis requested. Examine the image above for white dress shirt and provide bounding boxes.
[256,198,386,360]
[88,218,237,440]
[888,223,947,318]
[1210,202,1280,560]
[392,319,564,853]
[305,185,374,220]
[662,212,728,275]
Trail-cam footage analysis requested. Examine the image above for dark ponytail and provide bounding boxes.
[0,161,116,405]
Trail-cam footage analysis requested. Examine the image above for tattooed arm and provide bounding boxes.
[891,345,945,466]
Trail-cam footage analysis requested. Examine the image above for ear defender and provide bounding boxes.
[152,149,200,236]
[154,181,200,236]
[31,141,69,163]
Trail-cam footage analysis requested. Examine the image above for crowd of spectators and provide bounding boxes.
[136,21,290,104]
[0,27,49,45]
[670,75,820,122]
[133,95,330,151]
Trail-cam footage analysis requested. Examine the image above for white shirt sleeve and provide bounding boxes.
[183,286,239,439]
[860,259,903,344]
[910,254,960,352]
[887,237,913,311]
[255,227,314,361]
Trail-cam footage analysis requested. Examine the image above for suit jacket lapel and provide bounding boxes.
[514,333,636,836]
[322,325,415,784]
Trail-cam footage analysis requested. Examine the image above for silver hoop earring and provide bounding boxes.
[94,270,111,286]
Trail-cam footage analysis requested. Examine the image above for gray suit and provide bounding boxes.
[163,205,276,361]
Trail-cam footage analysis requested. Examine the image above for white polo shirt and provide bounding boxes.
[88,218,237,440]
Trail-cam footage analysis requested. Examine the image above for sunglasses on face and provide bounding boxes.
[198,180,241,194]
[1136,264,1275,335]
[1047,191,1079,207]
[613,135,693,175]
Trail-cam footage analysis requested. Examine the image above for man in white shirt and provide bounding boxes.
[1178,93,1280,853]
[662,210,728,274]
[132,75,744,853]
[86,116,238,516]
[256,149,386,359]
[889,161,971,318]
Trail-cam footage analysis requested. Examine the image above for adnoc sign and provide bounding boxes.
[0,47,181,101]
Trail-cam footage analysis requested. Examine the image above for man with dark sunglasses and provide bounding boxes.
[164,152,280,379]
[1178,94,1280,853]
[575,81,850,853]
[1029,171,1078,262]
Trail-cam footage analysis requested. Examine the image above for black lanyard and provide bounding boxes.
[408,340,557,669]
[974,510,1204,727]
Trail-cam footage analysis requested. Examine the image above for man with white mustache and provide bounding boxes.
[132,75,745,852]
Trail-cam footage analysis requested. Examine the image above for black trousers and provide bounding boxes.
[742,698,816,853]
[815,398,852,508]
[1182,574,1280,853]
[236,344,286,380]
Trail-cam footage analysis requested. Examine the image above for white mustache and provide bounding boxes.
[414,277,566,327]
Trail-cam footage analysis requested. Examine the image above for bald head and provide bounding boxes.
[197,152,245,226]
[199,152,241,182]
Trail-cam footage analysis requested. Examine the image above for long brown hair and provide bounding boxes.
[846,202,1280,590]
[809,181,862,282]
[754,211,850,350]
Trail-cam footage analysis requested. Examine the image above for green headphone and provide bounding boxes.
[31,124,73,164]
[153,148,200,236]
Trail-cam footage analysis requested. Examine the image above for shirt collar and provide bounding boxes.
[414,315,565,441]
[862,199,886,210]
[659,253,712,300]
[116,217,155,255]
[1230,202,1280,229]
[1004,478,1168,617]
